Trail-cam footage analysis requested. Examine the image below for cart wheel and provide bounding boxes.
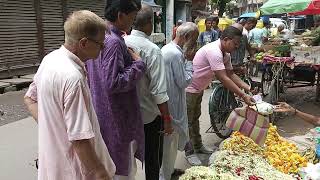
[280,68,290,93]
[261,68,272,96]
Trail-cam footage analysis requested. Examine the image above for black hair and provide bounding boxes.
[246,17,257,24]
[105,0,142,22]
[212,16,219,24]
[221,26,242,39]
[205,16,213,24]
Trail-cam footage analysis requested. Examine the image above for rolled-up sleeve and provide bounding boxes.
[63,81,94,141]
[147,50,169,104]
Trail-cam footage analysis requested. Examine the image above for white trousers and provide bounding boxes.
[159,132,180,180]
[113,141,137,180]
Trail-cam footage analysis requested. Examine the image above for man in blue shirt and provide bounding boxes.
[212,16,222,38]
[198,17,218,47]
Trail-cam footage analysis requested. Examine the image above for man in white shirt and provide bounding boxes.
[160,22,199,180]
[24,10,115,180]
[124,4,173,180]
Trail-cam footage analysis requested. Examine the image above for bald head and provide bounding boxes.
[133,4,153,35]
[232,23,243,33]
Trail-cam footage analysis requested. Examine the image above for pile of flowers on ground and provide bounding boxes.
[180,150,295,180]
[264,125,307,173]
[222,125,308,174]
[180,125,311,179]
[179,166,236,180]
[211,150,295,180]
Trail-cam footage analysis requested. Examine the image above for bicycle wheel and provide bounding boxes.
[261,66,273,96]
[209,82,239,139]
[242,76,253,89]
[264,79,278,104]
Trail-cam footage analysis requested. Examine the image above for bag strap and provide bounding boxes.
[255,104,259,113]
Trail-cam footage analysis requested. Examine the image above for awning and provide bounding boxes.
[239,12,259,18]
[260,0,320,15]
[289,0,320,15]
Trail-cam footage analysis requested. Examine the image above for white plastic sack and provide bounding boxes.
[299,163,320,180]
[252,95,274,115]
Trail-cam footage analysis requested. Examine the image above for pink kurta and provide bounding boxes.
[25,46,115,180]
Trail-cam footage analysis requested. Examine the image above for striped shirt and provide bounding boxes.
[231,35,247,66]
[162,42,193,150]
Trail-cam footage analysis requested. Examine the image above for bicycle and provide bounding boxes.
[207,64,253,139]
[261,56,293,104]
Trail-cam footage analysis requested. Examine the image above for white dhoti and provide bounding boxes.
[159,132,180,180]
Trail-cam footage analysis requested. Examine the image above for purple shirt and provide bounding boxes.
[86,25,146,176]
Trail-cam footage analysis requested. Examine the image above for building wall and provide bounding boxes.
[175,2,192,22]
[236,0,263,15]
[0,0,105,79]
[165,0,174,43]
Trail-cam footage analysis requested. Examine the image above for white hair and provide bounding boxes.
[64,10,106,45]
[176,22,198,38]
[278,23,285,28]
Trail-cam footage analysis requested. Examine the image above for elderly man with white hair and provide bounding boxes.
[278,23,293,40]
[271,23,293,40]
[160,22,199,180]
[24,10,115,180]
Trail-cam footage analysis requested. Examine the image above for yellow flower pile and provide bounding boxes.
[223,131,264,155]
[223,124,308,174]
[264,125,308,174]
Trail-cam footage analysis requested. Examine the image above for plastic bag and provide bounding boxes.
[299,163,320,180]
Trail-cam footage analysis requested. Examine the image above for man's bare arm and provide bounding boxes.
[72,139,112,180]
[157,102,174,135]
[296,110,320,126]
[215,70,255,105]
[227,70,250,92]
[275,102,320,126]
[24,96,38,123]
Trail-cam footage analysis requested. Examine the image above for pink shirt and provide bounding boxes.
[186,39,233,93]
[26,46,115,180]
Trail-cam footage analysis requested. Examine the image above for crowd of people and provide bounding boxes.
[23,0,303,180]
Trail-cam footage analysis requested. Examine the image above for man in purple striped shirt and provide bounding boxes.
[86,0,146,179]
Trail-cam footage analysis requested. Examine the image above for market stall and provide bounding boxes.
[253,0,320,102]
[257,30,320,102]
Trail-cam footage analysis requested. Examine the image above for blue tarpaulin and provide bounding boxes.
[239,12,257,18]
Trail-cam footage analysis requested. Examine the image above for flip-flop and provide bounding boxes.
[185,154,202,166]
